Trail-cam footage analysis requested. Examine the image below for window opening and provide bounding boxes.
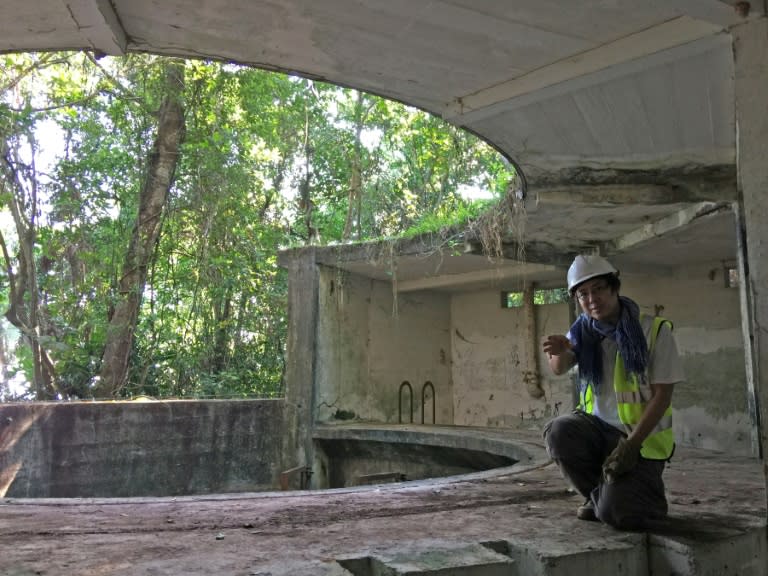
[501,287,569,308]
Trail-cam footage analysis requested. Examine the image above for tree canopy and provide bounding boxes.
[0,52,514,401]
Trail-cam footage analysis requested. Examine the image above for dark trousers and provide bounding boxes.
[543,410,668,530]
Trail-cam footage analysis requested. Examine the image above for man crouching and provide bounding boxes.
[542,255,684,530]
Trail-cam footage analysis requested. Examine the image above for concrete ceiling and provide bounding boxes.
[3,0,756,290]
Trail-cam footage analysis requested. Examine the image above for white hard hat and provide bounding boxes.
[567,254,618,292]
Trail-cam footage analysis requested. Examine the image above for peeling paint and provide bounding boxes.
[304,250,750,458]
[527,165,736,199]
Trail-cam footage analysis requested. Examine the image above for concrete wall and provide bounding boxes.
[621,266,752,456]
[315,266,453,425]
[304,251,751,457]
[451,289,573,430]
[282,247,320,476]
[446,265,750,455]
[0,399,285,498]
[314,438,513,488]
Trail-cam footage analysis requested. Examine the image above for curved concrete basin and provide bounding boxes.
[311,424,550,490]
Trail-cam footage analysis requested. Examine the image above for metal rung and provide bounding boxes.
[279,465,312,490]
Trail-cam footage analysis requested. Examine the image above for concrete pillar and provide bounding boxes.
[733,16,768,508]
[281,247,319,485]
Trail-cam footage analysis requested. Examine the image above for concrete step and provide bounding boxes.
[648,525,768,576]
[482,537,647,576]
[339,543,515,575]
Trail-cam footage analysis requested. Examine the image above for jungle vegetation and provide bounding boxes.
[0,53,514,401]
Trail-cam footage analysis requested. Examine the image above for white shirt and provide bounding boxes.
[570,316,685,429]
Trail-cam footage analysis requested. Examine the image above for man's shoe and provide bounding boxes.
[577,499,598,521]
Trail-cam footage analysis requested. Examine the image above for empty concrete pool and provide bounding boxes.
[310,424,549,490]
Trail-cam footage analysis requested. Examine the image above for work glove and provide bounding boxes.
[602,437,640,483]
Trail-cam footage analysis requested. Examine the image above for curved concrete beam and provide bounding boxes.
[63,0,126,55]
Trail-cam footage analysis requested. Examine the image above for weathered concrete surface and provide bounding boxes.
[734,17,768,498]
[287,236,753,456]
[0,400,284,498]
[314,267,454,426]
[621,266,753,456]
[451,289,573,430]
[282,248,321,481]
[315,437,514,490]
[339,543,515,575]
[312,424,545,489]
[0,433,763,576]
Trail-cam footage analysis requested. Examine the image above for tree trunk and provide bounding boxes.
[342,91,365,241]
[298,106,317,244]
[0,128,57,399]
[210,283,233,374]
[96,60,185,397]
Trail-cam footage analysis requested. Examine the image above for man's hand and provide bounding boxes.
[602,437,640,483]
[543,335,575,375]
[542,335,571,357]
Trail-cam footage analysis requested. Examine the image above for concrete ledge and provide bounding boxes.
[0,399,285,497]
[312,423,551,490]
[313,424,549,472]
[483,537,648,576]
[649,524,768,576]
[340,543,514,575]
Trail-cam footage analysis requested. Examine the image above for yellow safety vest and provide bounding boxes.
[578,316,674,460]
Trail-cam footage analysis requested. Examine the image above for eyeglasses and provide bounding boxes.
[575,283,610,302]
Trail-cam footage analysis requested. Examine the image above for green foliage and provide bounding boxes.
[535,287,570,305]
[400,198,496,238]
[503,288,570,308]
[0,53,510,400]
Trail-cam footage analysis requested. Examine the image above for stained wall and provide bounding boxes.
[450,288,574,431]
[621,266,752,455]
[315,266,453,425]
[0,399,285,498]
[308,253,751,456]
[447,265,750,455]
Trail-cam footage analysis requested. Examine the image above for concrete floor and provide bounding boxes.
[0,431,765,576]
